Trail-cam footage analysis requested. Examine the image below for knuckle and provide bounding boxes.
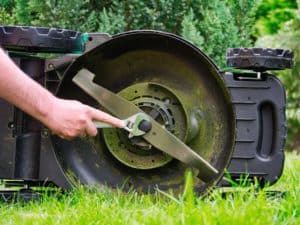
[66,130,75,137]
[67,128,81,138]
[78,115,88,125]
[84,106,93,116]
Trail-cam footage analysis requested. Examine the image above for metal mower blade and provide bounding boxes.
[73,68,219,182]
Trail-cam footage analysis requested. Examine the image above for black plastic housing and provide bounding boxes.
[219,72,286,186]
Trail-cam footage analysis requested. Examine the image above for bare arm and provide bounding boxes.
[0,48,124,139]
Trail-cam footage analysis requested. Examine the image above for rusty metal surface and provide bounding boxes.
[52,31,235,193]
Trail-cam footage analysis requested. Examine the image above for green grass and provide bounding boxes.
[0,153,299,225]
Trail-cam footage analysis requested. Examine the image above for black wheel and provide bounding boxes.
[226,48,293,72]
[0,26,83,53]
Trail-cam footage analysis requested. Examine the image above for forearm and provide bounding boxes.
[0,48,123,139]
[0,48,54,123]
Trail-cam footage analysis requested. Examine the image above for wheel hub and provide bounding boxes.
[103,82,188,169]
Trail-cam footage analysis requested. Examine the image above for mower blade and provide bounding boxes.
[73,68,219,182]
[143,123,219,182]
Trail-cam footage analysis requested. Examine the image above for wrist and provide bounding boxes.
[35,92,57,126]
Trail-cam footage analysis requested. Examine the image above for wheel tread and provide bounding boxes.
[226,48,293,71]
[0,26,83,53]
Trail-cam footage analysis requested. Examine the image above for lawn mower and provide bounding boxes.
[0,26,293,200]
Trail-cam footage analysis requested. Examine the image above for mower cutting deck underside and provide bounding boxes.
[0,26,292,196]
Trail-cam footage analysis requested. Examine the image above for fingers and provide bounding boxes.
[48,100,124,139]
[81,106,122,137]
[85,119,98,137]
[88,106,125,128]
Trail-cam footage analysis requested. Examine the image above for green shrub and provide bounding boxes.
[254,0,298,36]
[0,0,257,68]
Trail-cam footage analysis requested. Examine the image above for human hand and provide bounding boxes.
[42,98,124,139]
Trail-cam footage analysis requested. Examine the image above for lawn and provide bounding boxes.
[0,152,299,225]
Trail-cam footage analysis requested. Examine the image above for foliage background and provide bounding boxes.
[0,0,258,68]
[0,0,299,149]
